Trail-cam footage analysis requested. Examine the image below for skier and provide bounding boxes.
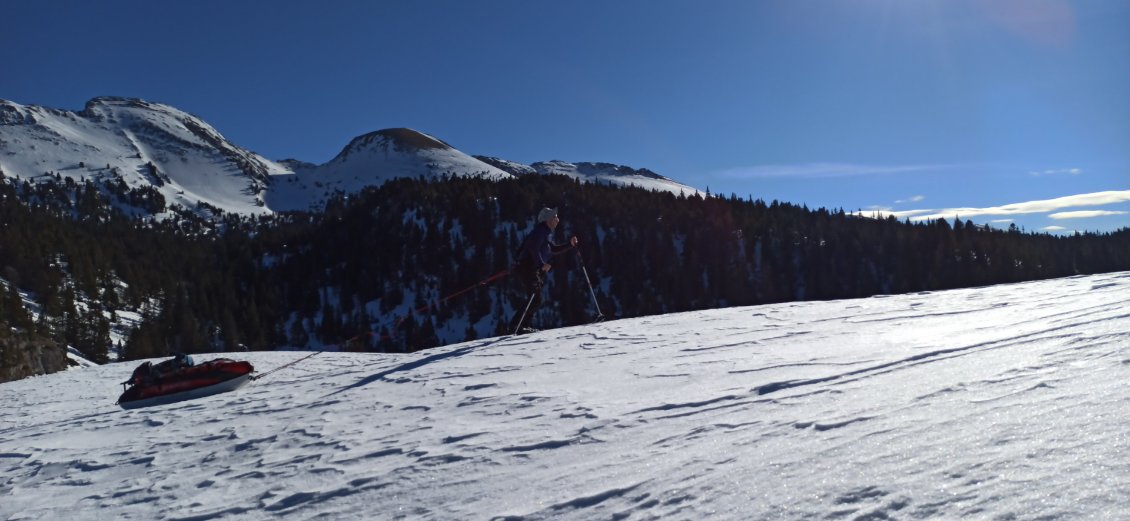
[509,207,578,334]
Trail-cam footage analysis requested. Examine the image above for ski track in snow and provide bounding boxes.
[2,272,1129,520]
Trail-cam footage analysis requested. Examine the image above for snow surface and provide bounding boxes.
[2,272,1128,520]
[532,160,703,198]
[0,98,283,216]
[264,130,514,212]
[2,98,707,217]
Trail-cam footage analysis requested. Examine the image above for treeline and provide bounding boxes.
[275,176,1129,352]
[0,177,282,368]
[1,174,1128,379]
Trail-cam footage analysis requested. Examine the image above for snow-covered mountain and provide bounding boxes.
[1,97,703,216]
[533,159,702,196]
[477,156,702,197]
[0,97,287,215]
[475,155,539,176]
[265,128,514,212]
[2,272,1127,520]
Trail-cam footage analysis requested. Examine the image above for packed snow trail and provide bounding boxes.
[1,273,1128,520]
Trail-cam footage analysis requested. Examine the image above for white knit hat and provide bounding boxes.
[537,207,558,223]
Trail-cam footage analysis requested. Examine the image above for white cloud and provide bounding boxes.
[896,195,925,204]
[1029,168,1082,177]
[990,219,1014,224]
[717,163,951,179]
[1048,210,1129,220]
[1042,226,1068,232]
[867,190,1130,222]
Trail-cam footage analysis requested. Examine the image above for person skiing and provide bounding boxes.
[509,207,578,334]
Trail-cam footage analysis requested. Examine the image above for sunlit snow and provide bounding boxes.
[2,272,1127,520]
[1,98,704,218]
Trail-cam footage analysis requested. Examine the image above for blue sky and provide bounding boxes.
[3,0,1128,233]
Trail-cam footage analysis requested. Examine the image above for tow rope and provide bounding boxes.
[392,268,512,329]
[246,269,512,376]
[251,351,325,381]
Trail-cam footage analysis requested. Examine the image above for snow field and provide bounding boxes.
[1,272,1127,520]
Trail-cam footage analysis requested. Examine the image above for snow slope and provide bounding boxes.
[0,97,286,215]
[2,98,706,216]
[478,156,702,197]
[0,99,514,214]
[531,160,703,197]
[265,129,514,212]
[2,274,1127,520]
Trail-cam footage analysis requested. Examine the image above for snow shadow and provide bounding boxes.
[323,338,504,397]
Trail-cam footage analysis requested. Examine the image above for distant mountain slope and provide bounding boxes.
[474,155,538,176]
[1,97,704,216]
[476,156,702,196]
[0,97,285,215]
[532,160,702,196]
[265,128,514,211]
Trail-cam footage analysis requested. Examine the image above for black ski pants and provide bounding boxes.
[509,263,545,333]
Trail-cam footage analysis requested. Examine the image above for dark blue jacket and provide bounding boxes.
[517,222,571,268]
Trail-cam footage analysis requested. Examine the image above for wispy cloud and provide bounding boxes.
[1029,167,1082,177]
[716,163,951,179]
[1048,210,1129,220]
[863,190,1130,222]
[896,195,925,204]
[1042,226,1069,232]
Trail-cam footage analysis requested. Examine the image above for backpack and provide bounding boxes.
[124,361,156,387]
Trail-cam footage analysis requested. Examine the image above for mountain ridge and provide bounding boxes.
[0,97,702,216]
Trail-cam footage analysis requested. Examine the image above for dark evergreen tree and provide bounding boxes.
[1,172,1128,362]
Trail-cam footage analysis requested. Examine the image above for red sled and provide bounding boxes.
[118,357,255,409]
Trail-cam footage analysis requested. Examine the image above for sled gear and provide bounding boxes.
[174,352,194,368]
[118,358,254,409]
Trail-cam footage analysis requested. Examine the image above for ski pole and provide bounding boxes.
[574,250,604,320]
[513,290,538,335]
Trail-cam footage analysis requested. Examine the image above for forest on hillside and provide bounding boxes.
[1,173,1128,380]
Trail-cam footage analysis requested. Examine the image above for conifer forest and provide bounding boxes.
[2,174,1128,382]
